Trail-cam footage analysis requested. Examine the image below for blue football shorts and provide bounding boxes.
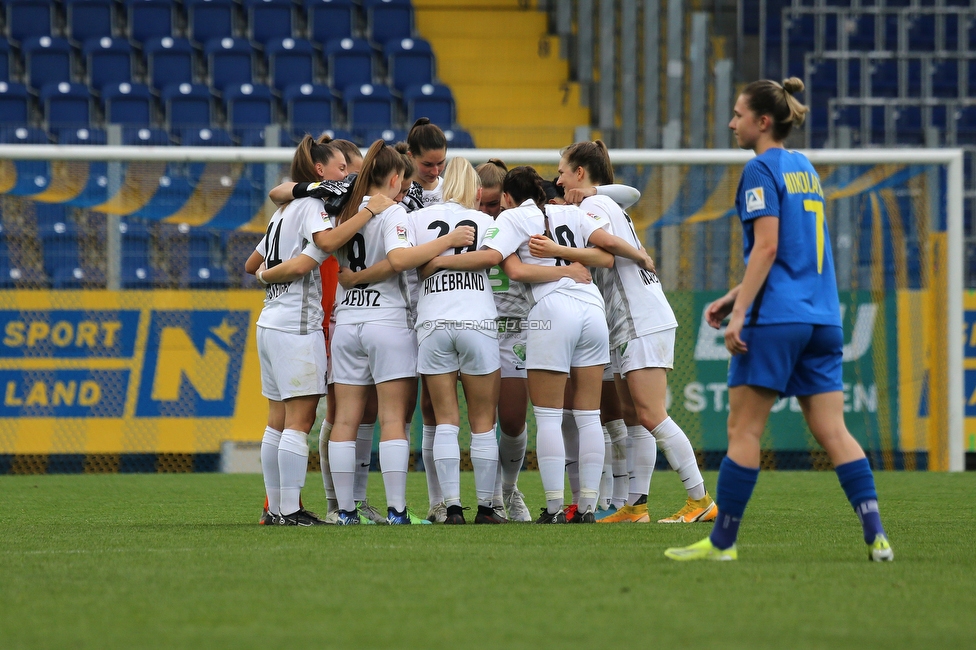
[727,323,844,397]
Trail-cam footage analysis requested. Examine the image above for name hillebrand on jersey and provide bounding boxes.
[781,171,825,198]
[745,187,766,212]
[423,271,486,296]
[340,287,381,307]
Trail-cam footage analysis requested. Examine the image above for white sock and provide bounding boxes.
[433,424,461,507]
[498,426,526,492]
[278,428,309,516]
[354,423,374,502]
[379,439,408,513]
[653,416,706,500]
[470,430,499,508]
[534,406,565,514]
[318,420,336,511]
[329,440,357,512]
[599,427,612,509]
[492,431,504,507]
[626,431,636,502]
[562,409,580,503]
[261,426,282,515]
[607,419,629,508]
[573,409,604,514]
[628,425,657,504]
[421,424,442,507]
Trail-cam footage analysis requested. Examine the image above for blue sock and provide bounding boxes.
[835,458,886,544]
[709,456,760,550]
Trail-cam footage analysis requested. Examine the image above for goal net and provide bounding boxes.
[0,144,963,472]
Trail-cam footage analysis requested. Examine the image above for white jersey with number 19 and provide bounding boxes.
[332,197,414,328]
[255,196,331,335]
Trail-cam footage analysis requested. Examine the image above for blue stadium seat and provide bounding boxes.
[103,82,154,125]
[831,105,864,146]
[126,0,175,44]
[179,126,235,146]
[363,127,407,145]
[122,126,172,145]
[325,38,374,92]
[283,83,336,132]
[41,83,92,129]
[443,127,474,148]
[0,126,48,143]
[305,0,355,45]
[0,40,9,81]
[906,58,924,97]
[869,59,898,98]
[205,38,254,92]
[955,106,976,145]
[65,0,115,45]
[188,229,229,289]
[808,103,829,148]
[868,105,886,145]
[0,82,31,125]
[83,37,134,91]
[185,0,235,47]
[363,0,413,47]
[967,59,976,97]
[847,13,877,50]
[266,38,317,92]
[893,105,924,145]
[308,127,358,144]
[239,128,295,146]
[6,0,54,42]
[807,58,837,100]
[119,220,154,288]
[344,83,396,134]
[244,0,295,47]
[22,37,73,90]
[36,203,69,232]
[931,104,949,134]
[403,83,454,127]
[144,37,195,92]
[881,12,899,51]
[162,83,213,128]
[57,127,108,144]
[906,13,937,52]
[385,38,435,93]
[40,221,86,288]
[931,58,960,99]
[224,83,276,133]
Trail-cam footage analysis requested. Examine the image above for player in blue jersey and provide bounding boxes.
[665,78,893,562]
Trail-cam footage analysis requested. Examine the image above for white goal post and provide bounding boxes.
[0,144,963,472]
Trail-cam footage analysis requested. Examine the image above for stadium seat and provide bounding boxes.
[266,38,318,92]
[403,83,454,128]
[443,127,474,148]
[931,58,960,99]
[144,37,195,92]
[0,82,31,125]
[831,105,864,146]
[22,37,73,90]
[6,0,54,42]
[239,128,295,146]
[185,0,236,47]
[308,127,358,144]
[807,58,837,101]
[83,37,134,91]
[955,106,976,145]
[244,0,295,47]
[57,127,108,145]
[305,0,355,45]
[122,126,172,145]
[179,126,235,146]
[325,38,374,92]
[36,203,70,232]
[906,58,924,97]
[224,83,276,133]
[283,83,336,133]
[385,38,435,93]
[205,38,254,92]
[41,83,92,129]
[162,83,213,129]
[847,13,878,50]
[807,103,830,148]
[967,60,976,97]
[344,83,396,134]
[869,59,899,98]
[363,0,414,47]
[0,126,48,143]
[187,229,229,289]
[892,105,924,145]
[868,104,887,145]
[126,0,175,44]
[906,13,937,52]
[119,220,154,288]
[65,0,115,45]
[39,221,86,289]
[103,82,154,125]
[0,40,9,81]
[362,127,407,145]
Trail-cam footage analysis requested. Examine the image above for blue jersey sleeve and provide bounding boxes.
[738,160,780,222]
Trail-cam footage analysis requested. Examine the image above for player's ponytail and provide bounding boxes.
[337,140,405,226]
[561,140,614,185]
[441,157,481,210]
[743,78,810,142]
[393,141,416,180]
[407,117,448,157]
[476,158,507,193]
[290,133,338,183]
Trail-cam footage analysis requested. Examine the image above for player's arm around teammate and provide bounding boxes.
[666,78,892,562]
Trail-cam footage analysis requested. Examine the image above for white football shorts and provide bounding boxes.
[526,292,610,373]
[331,322,418,385]
[257,326,327,401]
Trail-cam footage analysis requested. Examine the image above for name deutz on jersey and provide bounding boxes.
[341,287,381,307]
[423,271,485,296]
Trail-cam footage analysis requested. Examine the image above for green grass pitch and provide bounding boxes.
[1,470,973,649]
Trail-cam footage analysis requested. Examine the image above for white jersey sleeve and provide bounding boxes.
[482,209,527,259]
[596,184,641,209]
